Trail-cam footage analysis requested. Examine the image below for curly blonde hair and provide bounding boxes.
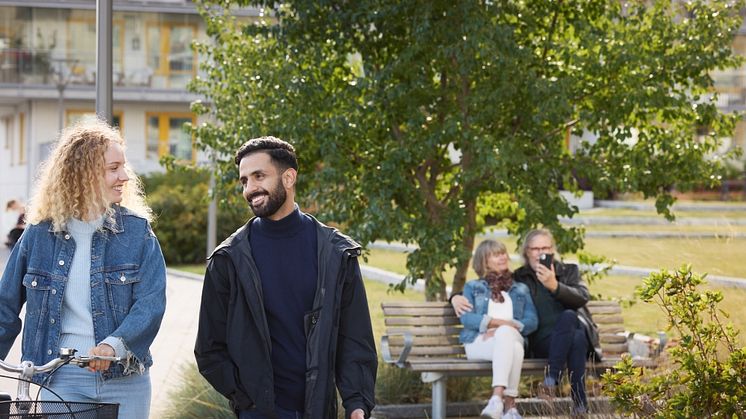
[26,118,152,231]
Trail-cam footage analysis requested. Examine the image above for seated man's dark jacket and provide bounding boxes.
[513,261,602,361]
[195,215,378,419]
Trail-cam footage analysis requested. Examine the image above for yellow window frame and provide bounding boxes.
[145,22,197,77]
[145,112,196,162]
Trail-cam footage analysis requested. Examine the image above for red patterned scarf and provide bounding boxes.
[484,271,513,303]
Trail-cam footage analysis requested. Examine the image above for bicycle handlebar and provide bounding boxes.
[0,348,121,403]
[0,349,122,375]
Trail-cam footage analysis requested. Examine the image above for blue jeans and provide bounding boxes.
[531,309,588,409]
[239,405,303,419]
[40,364,151,419]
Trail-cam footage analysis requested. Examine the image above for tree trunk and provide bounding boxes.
[424,267,448,302]
[452,198,478,294]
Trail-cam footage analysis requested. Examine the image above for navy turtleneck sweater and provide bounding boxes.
[250,206,318,411]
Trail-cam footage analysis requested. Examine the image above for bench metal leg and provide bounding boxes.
[422,372,446,419]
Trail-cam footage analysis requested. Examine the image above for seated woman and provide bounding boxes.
[458,240,538,419]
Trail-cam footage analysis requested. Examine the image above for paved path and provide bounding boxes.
[0,247,203,418]
[594,200,746,211]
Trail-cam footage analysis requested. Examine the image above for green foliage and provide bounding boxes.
[143,168,248,264]
[191,0,744,299]
[161,362,234,419]
[602,265,746,417]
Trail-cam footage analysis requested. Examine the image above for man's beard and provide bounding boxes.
[246,180,287,218]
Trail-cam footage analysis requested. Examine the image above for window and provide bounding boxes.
[66,110,123,129]
[146,112,194,161]
[66,17,125,85]
[146,23,196,88]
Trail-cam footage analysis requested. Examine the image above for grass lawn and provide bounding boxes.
[581,224,746,234]
[579,236,746,278]
[368,235,746,279]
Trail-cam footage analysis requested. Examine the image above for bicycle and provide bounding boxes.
[0,347,121,418]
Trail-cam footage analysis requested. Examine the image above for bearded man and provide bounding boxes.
[195,137,377,419]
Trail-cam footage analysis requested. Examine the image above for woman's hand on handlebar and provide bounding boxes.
[87,344,115,372]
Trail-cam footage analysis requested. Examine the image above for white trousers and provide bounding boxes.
[464,325,524,397]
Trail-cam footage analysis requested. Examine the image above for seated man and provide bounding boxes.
[452,229,601,416]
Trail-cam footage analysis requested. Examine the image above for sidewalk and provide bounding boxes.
[0,247,204,418]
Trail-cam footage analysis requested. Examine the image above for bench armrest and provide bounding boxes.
[381,331,413,368]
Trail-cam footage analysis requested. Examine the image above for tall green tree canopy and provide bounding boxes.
[191,0,743,299]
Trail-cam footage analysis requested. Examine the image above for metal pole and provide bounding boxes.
[95,0,113,123]
[57,84,63,131]
[207,161,217,258]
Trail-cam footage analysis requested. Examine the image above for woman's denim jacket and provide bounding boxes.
[0,205,166,381]
[459,279,538,344]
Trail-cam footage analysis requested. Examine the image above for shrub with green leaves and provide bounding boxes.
[602,265,746,416]
[142,168,248,264]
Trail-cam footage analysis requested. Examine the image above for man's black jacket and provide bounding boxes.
[194,215,377,418]
[513,261,603,361]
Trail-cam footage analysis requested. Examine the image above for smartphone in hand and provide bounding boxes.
[539,253,553,269]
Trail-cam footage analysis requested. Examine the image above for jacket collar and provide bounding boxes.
[210,210,362,259]
[103,206,125,233]
[47,205,125,234]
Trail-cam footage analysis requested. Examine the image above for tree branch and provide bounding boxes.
[541,0,563,64]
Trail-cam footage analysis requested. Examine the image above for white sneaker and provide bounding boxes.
[503,407,522,419]
[480,395,503,419]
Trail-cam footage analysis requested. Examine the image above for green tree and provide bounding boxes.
[191,0,743,300]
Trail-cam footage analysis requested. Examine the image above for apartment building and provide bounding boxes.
[0,0,258,234]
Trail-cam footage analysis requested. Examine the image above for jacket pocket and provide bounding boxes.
[103,268,141,314]
[472,289,489,313]
[22,273,52,316]
[304,308,322,369]
[304,308,321,338]
[21,273,52,354]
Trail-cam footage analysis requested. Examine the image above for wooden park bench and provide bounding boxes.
[380,300,661,419]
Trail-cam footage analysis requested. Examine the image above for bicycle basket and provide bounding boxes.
[0,400,119,418]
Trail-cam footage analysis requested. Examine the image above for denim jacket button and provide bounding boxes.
[31,281,37,287]
[58,260,64,266]
[51,289,57,295]
[47,349,52,355]
[64,234,70,240]
[120,275,126,282]
[50,318,55,324]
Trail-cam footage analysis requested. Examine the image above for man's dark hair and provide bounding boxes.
[234,136,298,171]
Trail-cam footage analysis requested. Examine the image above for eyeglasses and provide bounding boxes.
[528,246,553,253]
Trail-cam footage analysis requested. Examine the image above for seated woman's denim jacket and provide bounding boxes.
[0,205,166,382]
[459,279,538,344]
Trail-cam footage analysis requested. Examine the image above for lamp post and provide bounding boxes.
[96,0,113,123]
[207,150,217,258]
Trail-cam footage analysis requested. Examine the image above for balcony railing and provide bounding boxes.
[0,47,193,90]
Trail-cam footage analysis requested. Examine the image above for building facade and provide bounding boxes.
[0,0,257,235]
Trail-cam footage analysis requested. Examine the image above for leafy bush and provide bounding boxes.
[142,168,248,264]
[602,265,746,416]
